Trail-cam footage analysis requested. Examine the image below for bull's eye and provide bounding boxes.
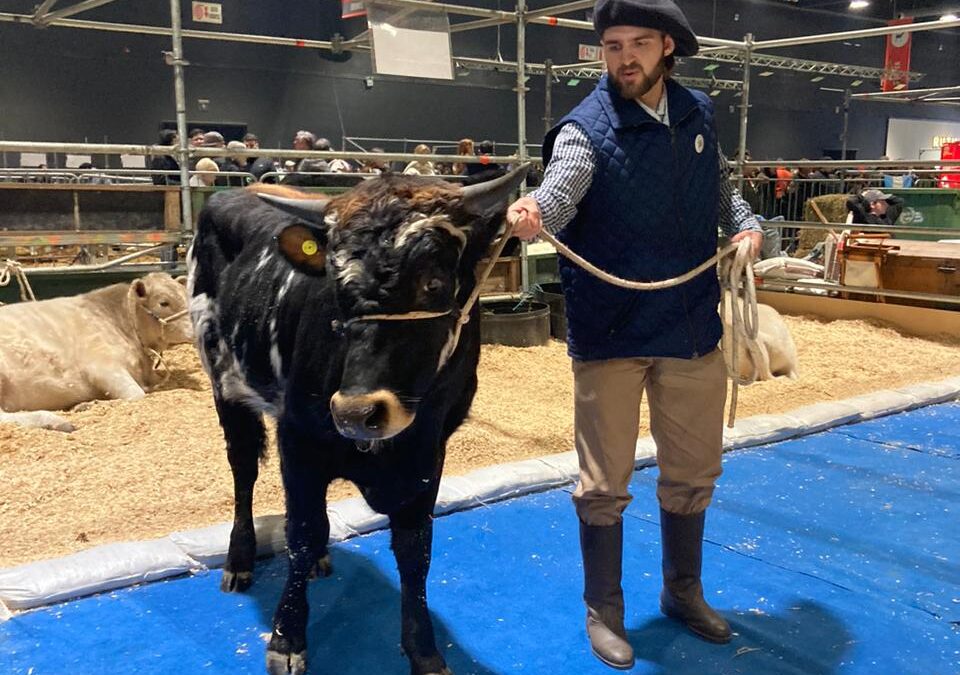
[159,300,171,308]
[424,278,444,294]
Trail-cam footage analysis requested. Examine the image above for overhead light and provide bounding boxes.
[758,70,774,77]
[894,82,907,90]
[709,89,721,97]
[940,13,959,21]
[811,75,825,82]
[703,63,719,72]
[849,1,869,9]
[851,79,863,87]
[566,78,580,86]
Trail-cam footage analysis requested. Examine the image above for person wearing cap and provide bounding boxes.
[507,0,762,668]
[847,188,904,226]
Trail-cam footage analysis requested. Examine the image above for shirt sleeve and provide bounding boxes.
[529,123,597,235]
[717,145,762,237]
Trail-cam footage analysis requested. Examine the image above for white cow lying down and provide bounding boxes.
[723,297,799,382]
[0,272,192,431]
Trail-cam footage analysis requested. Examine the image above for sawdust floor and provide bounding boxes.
[2,315,960,568]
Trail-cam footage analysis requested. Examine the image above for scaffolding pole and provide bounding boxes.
[752,17,960,50]
[33,0,120,25]
[737,33,753,191]
[168,0,192,233]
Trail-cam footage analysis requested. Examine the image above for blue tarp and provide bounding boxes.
[2,404,959,674]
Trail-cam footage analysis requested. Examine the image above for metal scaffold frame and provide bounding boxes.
[1,0,959,284]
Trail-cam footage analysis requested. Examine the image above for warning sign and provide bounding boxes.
[192,2,222,24]
[578,44,602,61]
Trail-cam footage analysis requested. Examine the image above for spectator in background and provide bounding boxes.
[243,133,260,150]
[201,131,242,185]
[188,129,205,147]
[464,139,506,185]
[297,137,330,174]
[150,129,180,185]
[190,157,219,187]
[77,162,111,185]
[847,188,904,227]
[453,138,474,175]
[403,144,436,176]
[361,147,388,174]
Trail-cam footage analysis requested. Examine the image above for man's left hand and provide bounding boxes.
[730,230,763,259]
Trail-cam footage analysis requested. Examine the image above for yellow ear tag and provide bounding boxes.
[301,239,318,256]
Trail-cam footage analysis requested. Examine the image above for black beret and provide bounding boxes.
[593,0,699,57]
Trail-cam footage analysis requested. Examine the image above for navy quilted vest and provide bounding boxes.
[543,76,722,361]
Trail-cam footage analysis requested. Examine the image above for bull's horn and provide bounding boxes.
[258,193,330,225]
[460,164,531,217]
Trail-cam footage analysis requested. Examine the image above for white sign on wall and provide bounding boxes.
[578,44,602,61]
[886,118,960,160]
[192,2,222,24]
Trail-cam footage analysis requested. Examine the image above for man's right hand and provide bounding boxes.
[506,196,544,241]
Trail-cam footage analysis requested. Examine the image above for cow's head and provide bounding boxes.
[261,166,528,441]
[129,272,193,349]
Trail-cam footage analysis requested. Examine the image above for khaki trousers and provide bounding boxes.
[571,348,726,525]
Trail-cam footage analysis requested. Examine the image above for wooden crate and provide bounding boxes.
[476,256,521,295]
[841,235,960,307]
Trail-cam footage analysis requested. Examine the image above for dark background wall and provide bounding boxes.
[0,0,957,163]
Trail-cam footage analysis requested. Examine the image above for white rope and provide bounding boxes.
[0,259,38,303]
[533,228,759,428]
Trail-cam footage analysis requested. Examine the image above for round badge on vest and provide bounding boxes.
[695,134,705,154]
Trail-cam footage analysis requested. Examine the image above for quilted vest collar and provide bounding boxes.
[597,75,699,130]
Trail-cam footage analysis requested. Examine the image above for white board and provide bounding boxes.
[65,154,92,168]
[120,154,146,169]
[19,152,46,168]
[368,1,453,81]
[885,118,960,161]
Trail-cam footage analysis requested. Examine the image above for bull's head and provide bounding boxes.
[262,166,528,441]
[129,272,193,350]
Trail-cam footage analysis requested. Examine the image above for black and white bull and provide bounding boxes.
[187,167,527,675]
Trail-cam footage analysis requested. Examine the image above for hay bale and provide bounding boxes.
[797,193,848,257]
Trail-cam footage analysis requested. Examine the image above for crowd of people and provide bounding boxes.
[147,128,511,188]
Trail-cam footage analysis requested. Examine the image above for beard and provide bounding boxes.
[610,56,666,100]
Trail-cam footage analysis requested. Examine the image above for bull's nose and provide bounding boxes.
[330,390,414,440]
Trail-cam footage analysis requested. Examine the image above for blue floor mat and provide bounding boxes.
[3,404,959,674]
[828,402,960,459]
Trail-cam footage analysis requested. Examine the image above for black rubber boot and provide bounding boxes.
[581,521,635,670]
[659,509,732,643]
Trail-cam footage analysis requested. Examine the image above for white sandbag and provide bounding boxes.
[168,514,286,567]
[0,599,11,622]
[895,379,960,404]
[842,390,921,420]
[723,413,798,448]
[0,539,199,611]
[454,458,572,505]
[327,498,388,542]
[635,437,658,467]
[782,400,863,434]
[536,451,580,482]
[753,257,824,280]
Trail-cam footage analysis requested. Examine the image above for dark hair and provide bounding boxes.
[242,133,259,142]
[664,53,675,72]
[78,162,94,169]
[476,140,495,155]
[188,128,205,138]
[314,137,332,151]
[158,129,178,145]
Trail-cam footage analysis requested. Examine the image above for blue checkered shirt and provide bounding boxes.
[532,123,761,236]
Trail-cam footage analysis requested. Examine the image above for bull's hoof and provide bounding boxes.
[309,554,333,579]
[266,649,307,675]
[220,569,253,593]
[424,669,453,675]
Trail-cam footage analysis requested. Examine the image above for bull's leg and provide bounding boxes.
[266,422,330,675]
[390,484,451,675]
[214,397,266,593]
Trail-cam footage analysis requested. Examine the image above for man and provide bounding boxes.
[507,0,761,669]
[847,188,904,226]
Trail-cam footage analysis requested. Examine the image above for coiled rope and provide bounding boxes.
[0,259,37,304]
[534,230,760,427]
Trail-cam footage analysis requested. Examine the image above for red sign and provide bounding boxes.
[881,17,912,92]
[342,1,366,19]
[940,141,960,189]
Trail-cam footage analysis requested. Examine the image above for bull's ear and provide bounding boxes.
[277,224,328,276]
[258,193,330,226]
[175,275,188,286]
[132,279,148,299]
[460,164,530,218]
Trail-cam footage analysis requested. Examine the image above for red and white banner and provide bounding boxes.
[342,1,366,19]
[881,17,912,92]
[191,1,222,24]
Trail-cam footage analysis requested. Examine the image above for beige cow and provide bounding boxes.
[0,272,192,431]
[723,297,799,382]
